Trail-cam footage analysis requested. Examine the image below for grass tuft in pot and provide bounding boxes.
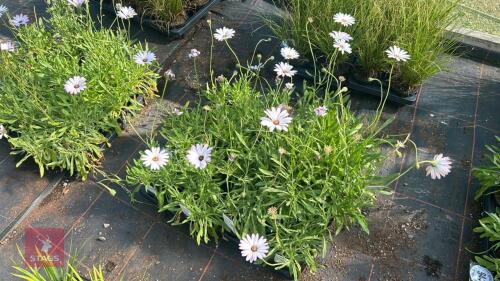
[268,0,459,96]
[112,0,210,31]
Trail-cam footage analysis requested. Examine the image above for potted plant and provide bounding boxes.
[103,0,220,38]
[122,26,453,280]
[474,137,500,210]
[267,0,459,105]
[0,0,159,179]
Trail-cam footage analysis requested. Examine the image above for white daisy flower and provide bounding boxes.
[333,13,355,27]
[64,76,87,95]
[280,47,299,60]
[329,31,353,42]
[260,107,293,132]
[0,5,8,17]
[134,50,156,65]
[68,0,86,8]
[214,27,235,41]
[0,41,15,52]
[188,48,200,58]
[10,14,29,27]
[0,124,6,139]
[239,234,269,263]
[425,154,452,180]
[314,106,328,117]
[285,82,294,90]
[385,45,410,62]
[116,6,137,19]
[273,62,297,78]
[141,147,170,170]
[186,144,213,169]
[334,40,352,55]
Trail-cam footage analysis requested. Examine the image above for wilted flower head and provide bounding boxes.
[64,76,86,95]
[385,45,410,62]
[141,147,170,170]
[228,153,236,162]
[134,50,156,65]
[164,69,175,79]
[203,105,212,111]
[68,0,87,7]
[314,106,328,117]
[333,13,355,27]
[329,31,353,42]
[280,47,299,60]
[173,108,183,116]
[425,154,452,180]
[260,107,293,132]
[214,27,235,41]
[278,104,293,114]
[188,48,200,58]
[285,82,294,90]
[10,14,29,27]
[278,147,287,155]
[267,207,278,219]
[0,41,15,52]
[215,74,226,82]
[0,5,8,17]
[0,124,6,139]
[274,62,297,78]
[239,234,269,263]
[334,40,352,55]
[116,6,137,19]
[395,140,406,149]
[186,144,213,169]
[324,145,333,155]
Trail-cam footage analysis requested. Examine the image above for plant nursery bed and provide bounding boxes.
[101,0,220,38]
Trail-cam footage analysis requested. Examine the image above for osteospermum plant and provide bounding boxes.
[0,0,159,178]
[124,26,451,280]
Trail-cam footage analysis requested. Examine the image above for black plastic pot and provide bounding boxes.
[345,72,418,106]
[102,0,220,38]
[139,186,294,280]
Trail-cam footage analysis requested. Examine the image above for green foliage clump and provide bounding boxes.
[0,1,159,178]
[474,137,500,200]
[126,70,390,278]
[269,0,459,92]
[474,211,500,279]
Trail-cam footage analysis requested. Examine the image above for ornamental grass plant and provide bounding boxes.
[268,0,459,94]
[0,0,159,178]
[123,22,453,279]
